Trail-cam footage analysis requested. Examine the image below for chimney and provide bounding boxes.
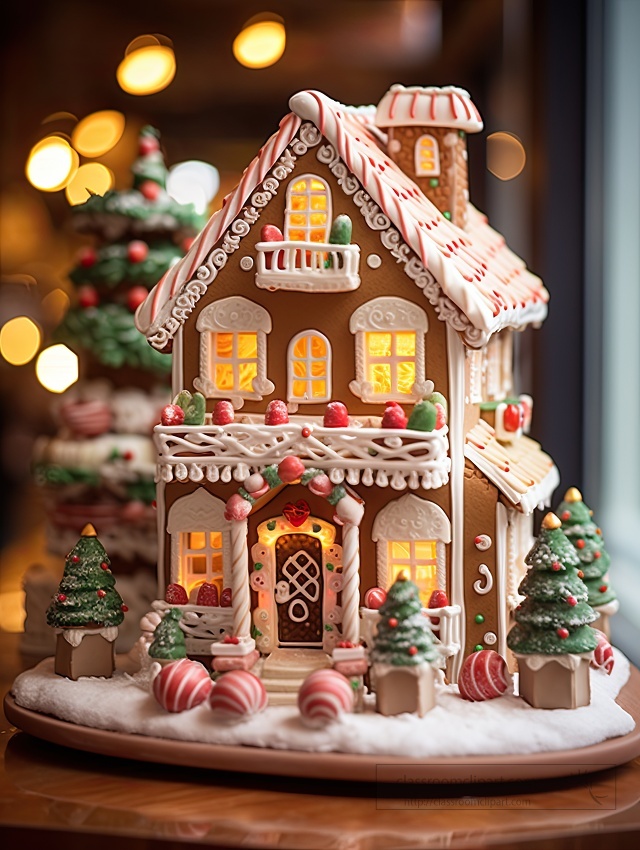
[375,85,483,229]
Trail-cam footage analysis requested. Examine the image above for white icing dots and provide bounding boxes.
[367,253,382,269]
[474,534,492,551]
[240,256,254,271]
[483,631,497,645]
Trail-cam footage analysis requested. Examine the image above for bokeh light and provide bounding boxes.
[0,316,41,365]
[72,111,125,157]
[65,162,114,205]
[233,18,286,69]
[117,38,176,95]
[36,344,78,393]
[26,136,79,191]
[487,132,527,181]
[167,161,220,214]
[41,288,71,325]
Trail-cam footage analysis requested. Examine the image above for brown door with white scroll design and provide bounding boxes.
[275,534,323,646]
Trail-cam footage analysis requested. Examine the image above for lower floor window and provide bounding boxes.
[388,539,439,606]
[180,530,224,595]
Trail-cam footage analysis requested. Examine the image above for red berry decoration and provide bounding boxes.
[72,555,80,563]
[301,426,311,438]
[121,604,129,612]
[408,646,418,656]
[323,401,349,428]
[561,510,571,521]
[381,401,408,429]
[78,247,97,268]
[140,180,161,201]
[557,627,569,639]
[591,629,615,675]
[364,587,387,610]
[566,596,577,607]
[126,286,149,312]
[220,587,232,607]
[277,455,306,483]
[196,582,219,607]
[78,285,99,308]
[101,562,109,571]
[165,583,188,605]
[576,539,585,549]
[212,400,235,425]
[264,399,289,425]
[139,136,160,156]
[161,404,186,427]
[97,589,106,598]
[599,585,608,593]
[57,594,67,602]
[577,570,584,579]
[388,617,398,628]
[153,658,212,713]
[458,650,511,701]
[594,551,601,559]
[551,562,562,572]
[127,240,149,263]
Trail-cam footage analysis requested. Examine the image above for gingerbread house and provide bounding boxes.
[135,85,558,687]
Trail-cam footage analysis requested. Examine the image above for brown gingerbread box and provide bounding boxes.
[515,653,592,710]
[373,662,436,717]
[55,628,117,680]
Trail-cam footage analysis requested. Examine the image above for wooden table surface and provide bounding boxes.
[1,630,640,850]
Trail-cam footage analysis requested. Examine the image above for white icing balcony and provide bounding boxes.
[254,240,361,292]
[154,421,450,490]
[360,604,462,661]
[151,600,234,656]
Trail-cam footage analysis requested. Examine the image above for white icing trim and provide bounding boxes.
[473,564,493,595]
[240,256,254,271]
[210,637,256,657]
[495,501,508,660]
[58,626,119,647]
[286,330,332,404]
[156,480,167,591]
[366,253,381,269]
[446,325,465,680]
[375,85,484,133]
[171,325,184,402]
[474,534,492,551]
[167,489,232,589]
[517,652,593,672]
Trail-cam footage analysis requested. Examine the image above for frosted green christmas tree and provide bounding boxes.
[507,513,598,656]
[370,573,439,667]
[46,524,126,628]
[556,487,617,610]
[148,608,187,660]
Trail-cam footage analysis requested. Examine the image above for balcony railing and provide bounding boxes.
[254,240,361,292]
[151,600,234,656]
[154,421,450,490]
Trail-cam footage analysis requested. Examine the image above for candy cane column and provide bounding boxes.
[230,519,251,638]
[340,520,361,644]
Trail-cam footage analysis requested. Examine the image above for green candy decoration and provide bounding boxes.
[507,513,598,656]
[46,524,125,629]
[148,608,187,660]
[261,465,282,489]
[325,214,352,268]
[428,391,448,415]
[407,399,437,432]
[173,390,206,426]
[370,574,439,667]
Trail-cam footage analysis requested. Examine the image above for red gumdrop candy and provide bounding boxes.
[381,401,408,429]
[212,400,234,425]
[503,403,522,432]
[278,455,306,483]
[196,583,219,607]
[428,589,449,609]
[220,587,233,607]
[265,400,289,425]
[323,401,349,428]
[161,404,185,426]
[260,225,285,270]
[165,583,188,605]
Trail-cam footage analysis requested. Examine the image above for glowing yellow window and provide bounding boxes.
[415,135,441,177]
[365,331,417,397]
[388,539,439,606]
[211,331,259,394]
[288,331,331,403]
[285,175,332,243]
[180,529,225,597]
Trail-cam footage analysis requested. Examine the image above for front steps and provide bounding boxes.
[259,647,332,706]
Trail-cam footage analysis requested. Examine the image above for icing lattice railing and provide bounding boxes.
[254,240,361,292]
[152,600,234,653]
[154,422,451,490]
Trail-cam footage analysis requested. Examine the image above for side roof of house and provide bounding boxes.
[135,89,548,351]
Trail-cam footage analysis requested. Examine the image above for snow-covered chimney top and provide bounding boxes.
[375,85,483,134]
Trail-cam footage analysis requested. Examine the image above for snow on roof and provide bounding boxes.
[136,88,548,350]
[375,84,483,133]
[464,419,559,514]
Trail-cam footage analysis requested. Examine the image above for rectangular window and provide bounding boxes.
[180,530,224,595]
[366,331,417,396]
[388,539,438,606]
[210,332,258,394]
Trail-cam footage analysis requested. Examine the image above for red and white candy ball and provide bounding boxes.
[153,658,213,713]
[458,650,511,702]
[298,668,354,728]
[591,628,615,675]
[209,670,268,721]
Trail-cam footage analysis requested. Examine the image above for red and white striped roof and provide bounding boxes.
[136,88,548,347]
[375,84,483,133]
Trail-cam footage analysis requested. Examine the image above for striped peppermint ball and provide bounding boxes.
[591,629,615,675]
[458,650,511,701]
[298,669,354,728]
[153,658,213,713]
[209,671,268,721]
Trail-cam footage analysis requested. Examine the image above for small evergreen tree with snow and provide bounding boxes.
[371,573,439,666]
[148,608,187,660]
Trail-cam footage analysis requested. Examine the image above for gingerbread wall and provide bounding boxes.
[176,145,450,419]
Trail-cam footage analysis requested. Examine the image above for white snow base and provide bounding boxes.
[11,649,635,759]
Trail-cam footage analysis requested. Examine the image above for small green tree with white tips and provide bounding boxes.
[148,608,187,660]
[371,574,439,667]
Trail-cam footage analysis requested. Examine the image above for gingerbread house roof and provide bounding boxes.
[375,84,483,132]
[464,419,559,514]
[135,89,548,350]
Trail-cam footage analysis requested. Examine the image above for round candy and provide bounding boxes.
[458,650,511,701]
[591,628,614,675]
[224,493,252,522]
[298,668,354,728]
[209,670,268,721]
[307,473,333,498]
[364,587,386,610]
[277,455,305,484]
[153,658,212,713]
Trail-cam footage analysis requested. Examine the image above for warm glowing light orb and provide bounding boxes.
[65,163,114,205]
[117,45,176,95]
[26,136,79,191]
[0,316,41,366]
[42,288,71,324]
[487,132,527,181]
[167,161,220,214]
[233,20,286,69]
[36,344,78,393]
[72,111,125,157]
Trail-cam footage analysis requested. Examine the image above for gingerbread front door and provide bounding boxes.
[274,534,323,646]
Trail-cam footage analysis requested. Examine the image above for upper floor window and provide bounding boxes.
[193,296,275,408]
[465,331,513,404]
[285,175,332,244]
[349,297,430,403]
[287,331,331,403]
[415,135,441,177]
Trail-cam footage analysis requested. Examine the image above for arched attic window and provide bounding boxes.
[285,175,332,243]
[414,134,441,177]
